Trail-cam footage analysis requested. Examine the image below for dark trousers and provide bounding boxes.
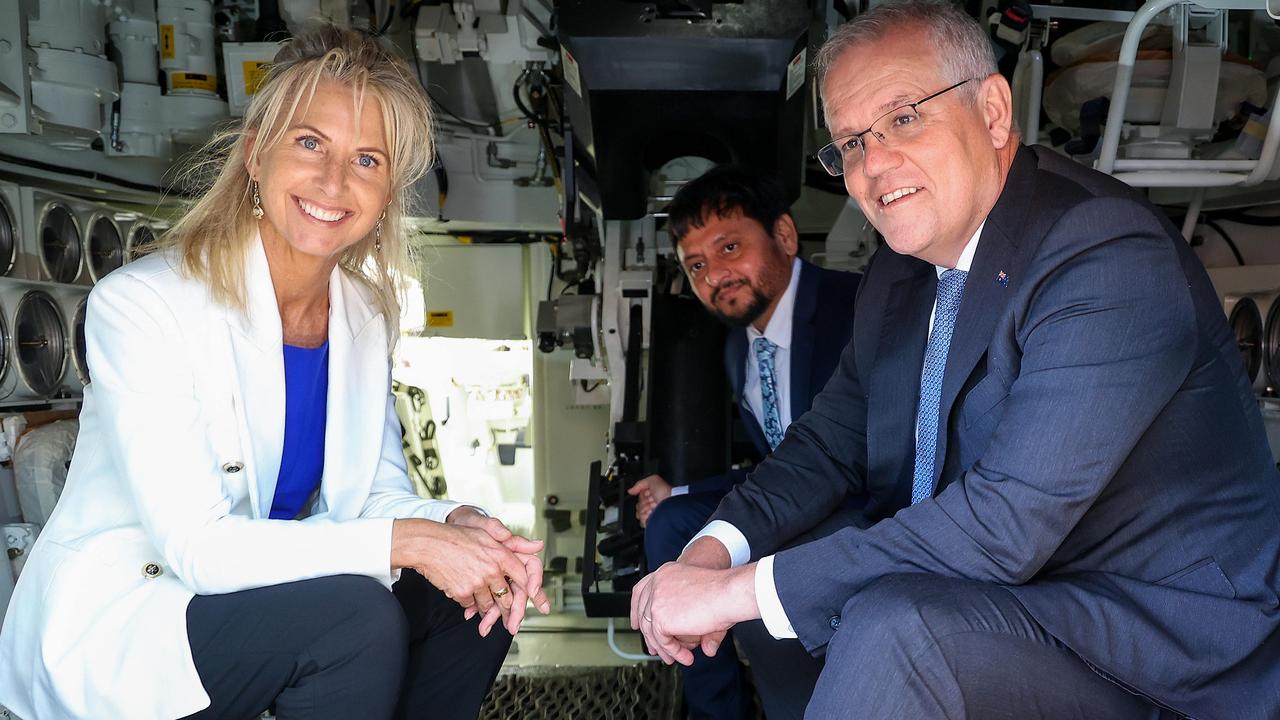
[727,502,879,720]
[181,571,512,720]
[645,492,747,720]
[806,574,1176,719]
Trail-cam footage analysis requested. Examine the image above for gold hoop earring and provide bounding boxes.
[251,180,264,220]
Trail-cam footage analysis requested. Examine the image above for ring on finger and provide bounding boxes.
[493,586,510,598]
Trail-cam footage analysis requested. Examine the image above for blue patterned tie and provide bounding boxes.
[755,337,785,450]
[911,269,968,505]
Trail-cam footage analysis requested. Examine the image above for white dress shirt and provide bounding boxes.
[671,257,803,501]
[754,226,984,639]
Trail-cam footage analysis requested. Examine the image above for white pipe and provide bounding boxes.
[1112,159,1258,171]
[607,618,660,662]
[1098,0,1272,183]
[1181,187,1205,241]
[1183,0,1264,8]
[1112,171,1249,187]
[1097,0,1181,174]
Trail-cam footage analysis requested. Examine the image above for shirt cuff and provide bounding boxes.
[670,485,689,497]
[684,520,751,567]
[755,555,798,639]
[435,502,488,523]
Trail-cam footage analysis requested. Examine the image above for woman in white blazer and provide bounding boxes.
[0,25,549,720]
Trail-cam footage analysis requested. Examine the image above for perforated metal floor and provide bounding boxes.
[479,663,683,720]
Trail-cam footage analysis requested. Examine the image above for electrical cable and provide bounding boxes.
[427,90,500,131]
[377,0,397,34]
[512,73,544,129]
[404,1,500,133]
[1203,219,1246,266]
[546,242,556,300]
[1214,210,1280,227]
[0,151,174,195]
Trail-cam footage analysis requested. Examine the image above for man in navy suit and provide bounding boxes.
[628,165,860,719]
[630,2,1280,718]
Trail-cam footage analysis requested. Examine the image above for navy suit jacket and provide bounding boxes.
[712,146,1280,718]
[684,259,859,496]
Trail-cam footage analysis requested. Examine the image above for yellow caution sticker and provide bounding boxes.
[242,61,270,97]
[426,311,454,328]
[160,25,175,60]
[171,72,217,93]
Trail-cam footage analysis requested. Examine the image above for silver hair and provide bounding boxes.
[815,0,998,104]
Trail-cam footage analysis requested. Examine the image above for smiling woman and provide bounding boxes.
[165,24,435,340]
[0,24,549,720]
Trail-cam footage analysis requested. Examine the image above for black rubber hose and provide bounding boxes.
[1203,219,1246,266]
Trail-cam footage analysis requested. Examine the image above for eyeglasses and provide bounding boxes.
[817,78,976,177]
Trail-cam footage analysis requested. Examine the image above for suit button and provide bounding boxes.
[222,461,244,474]
[142,563,163,579]
[829,615,841,631]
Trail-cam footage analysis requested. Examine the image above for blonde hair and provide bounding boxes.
[161,24,434,343]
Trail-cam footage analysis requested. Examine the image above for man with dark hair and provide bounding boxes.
[631,2,1280,718]
[628,164,861,719]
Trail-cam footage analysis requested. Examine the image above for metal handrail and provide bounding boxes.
[1095,0,1279,187]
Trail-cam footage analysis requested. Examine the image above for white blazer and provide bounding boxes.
[0,236,467,720]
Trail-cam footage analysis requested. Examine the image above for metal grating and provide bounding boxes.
[480,664,682,720]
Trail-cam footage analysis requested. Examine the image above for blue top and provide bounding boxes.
[269,341,330,520]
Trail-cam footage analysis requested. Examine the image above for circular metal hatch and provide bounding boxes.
[1229,297,1263,384]
[15,291,67,397]
[87,214,124,281]
[1265,300,1280,390]
[72,297,88,385]
[0,193,17,276]
[0,297,11,386]
[129,223,157,259]
[39,203,83,283]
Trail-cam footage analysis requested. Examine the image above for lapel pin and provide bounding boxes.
[996,270,1009,287]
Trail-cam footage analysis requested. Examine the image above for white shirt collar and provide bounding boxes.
[747,256,802,350]
[935,221,985,277]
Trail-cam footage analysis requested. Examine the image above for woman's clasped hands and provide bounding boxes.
[392,508,551,637]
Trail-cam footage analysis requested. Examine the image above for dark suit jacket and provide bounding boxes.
[712,145,1280,718]
[685,259,860,496]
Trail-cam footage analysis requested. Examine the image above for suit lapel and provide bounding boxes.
[317,271,387,517]
[726,327,771,457]
[789,260,819,417]
[932,147,1038,485]
[726,328,747,401]
[225,235,285,518]
[869,256,936,509]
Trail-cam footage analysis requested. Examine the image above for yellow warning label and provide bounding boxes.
[160,25,175,60]
[242,61,271,97]
[426,311,454,328]
[171,72,217,93]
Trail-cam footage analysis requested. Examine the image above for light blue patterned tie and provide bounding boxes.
[755,337,785,450]
[911,269,968,505]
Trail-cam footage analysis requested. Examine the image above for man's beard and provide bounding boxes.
[710,280,771,328]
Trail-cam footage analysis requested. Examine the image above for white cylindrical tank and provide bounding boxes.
[25,0,118,144]
[157,0,219,97]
